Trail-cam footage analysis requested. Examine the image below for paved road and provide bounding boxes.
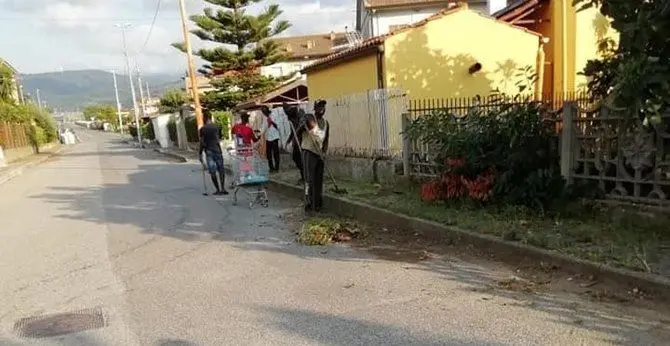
[1,130,668,346]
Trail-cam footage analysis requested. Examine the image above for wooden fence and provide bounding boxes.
[324,88,407,158]
[0,122,30,149]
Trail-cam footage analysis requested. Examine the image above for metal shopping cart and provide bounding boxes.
[228,145,270,208]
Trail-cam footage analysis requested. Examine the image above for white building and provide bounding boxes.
[260,32,349,79]
[356,0,510,38]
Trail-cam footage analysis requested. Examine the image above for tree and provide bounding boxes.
[83,104,117,124]
[574,0,670,122]
[173,0,290,110]
[158,89,188,113]
[0,64,15,104]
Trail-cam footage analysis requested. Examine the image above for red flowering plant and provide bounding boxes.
[406,90,572,211]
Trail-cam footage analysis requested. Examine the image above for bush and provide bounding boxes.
[212,111,231,140]
[28,126,48,147]
[128,122,155,141]
[167,119,178,143]
[185,117,199,143]
[408,98,583,213]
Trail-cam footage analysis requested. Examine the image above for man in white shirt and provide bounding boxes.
[261,106,281,172]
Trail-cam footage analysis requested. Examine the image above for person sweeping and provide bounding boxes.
[301,100,329,213]
[199,112,228,195]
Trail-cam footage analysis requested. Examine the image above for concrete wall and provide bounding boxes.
[281,152,402,184]
[384,8,540,99]
[574,7,618,90]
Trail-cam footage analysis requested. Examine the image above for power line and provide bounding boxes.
[138,0,163,55]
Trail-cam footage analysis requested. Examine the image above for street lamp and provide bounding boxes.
[115,23,142,147]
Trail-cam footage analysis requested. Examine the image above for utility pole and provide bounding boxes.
[178,0,204,129]
[145,81,153,116]
[112,70,124,134]
[136,64,147,119]
[36,89,42,109]
[116,23,142,147]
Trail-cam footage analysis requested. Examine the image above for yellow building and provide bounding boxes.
[495,0,618,95]
[302,5,543,101]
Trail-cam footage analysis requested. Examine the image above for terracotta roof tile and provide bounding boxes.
[271,33,348,60]
[365,0,451,9]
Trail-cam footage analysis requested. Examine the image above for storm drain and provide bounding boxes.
[13,307,107,338]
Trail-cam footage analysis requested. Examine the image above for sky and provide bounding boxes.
[0,0,356,75]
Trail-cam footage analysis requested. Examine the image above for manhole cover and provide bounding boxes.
[13,307,107,338]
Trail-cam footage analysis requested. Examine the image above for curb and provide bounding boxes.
[267,179,670,302]
[0,146,64,187]
[153,149,189,163]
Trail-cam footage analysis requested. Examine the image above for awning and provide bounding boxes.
[235,78,308,110]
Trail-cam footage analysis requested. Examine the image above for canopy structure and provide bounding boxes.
[236,78,308,110]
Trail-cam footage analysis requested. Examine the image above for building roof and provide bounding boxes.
[302,4,541,74]
[236,77,308,110]
[493,0,542,21]
[364,0,450,9]
[271,32,348,60]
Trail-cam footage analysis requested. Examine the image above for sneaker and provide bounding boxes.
[214,190,229,196]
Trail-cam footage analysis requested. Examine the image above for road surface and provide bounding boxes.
[0,130,668,345]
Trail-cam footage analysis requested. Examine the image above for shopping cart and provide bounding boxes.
[228,146,270,208]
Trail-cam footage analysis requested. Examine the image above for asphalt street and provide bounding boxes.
[0,130,668,345]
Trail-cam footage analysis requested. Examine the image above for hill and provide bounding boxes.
[20,70,184,110]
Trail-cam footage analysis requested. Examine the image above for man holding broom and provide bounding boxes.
[301,100,329,213]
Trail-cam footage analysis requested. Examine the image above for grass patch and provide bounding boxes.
[280,175,670,275]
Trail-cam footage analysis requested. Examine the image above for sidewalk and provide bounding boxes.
[0,145,63,186]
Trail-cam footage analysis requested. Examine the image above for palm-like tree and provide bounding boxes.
[0,64,15,104]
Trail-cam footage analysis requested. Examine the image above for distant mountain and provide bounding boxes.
[20,70,184,111]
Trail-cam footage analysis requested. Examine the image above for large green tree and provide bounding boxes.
[83,104,117,124]
[575,0,670,122]
[174,0,290,110]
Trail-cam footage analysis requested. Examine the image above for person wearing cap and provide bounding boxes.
[301,100,329,212]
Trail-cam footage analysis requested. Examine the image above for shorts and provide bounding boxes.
[205,150,224,174]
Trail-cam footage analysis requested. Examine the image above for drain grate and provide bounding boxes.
[13,307,107,338]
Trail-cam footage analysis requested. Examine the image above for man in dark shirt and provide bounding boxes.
[199,112,228,195]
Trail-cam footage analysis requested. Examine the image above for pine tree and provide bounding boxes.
[174,0,290,110]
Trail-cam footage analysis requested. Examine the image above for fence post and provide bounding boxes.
[560,102,576,184]
[402,113,410,176]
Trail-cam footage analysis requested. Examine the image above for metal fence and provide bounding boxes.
[403,93,590,179]
[325,88,407,158]
[400,92,670,206]
[0,122,30,149]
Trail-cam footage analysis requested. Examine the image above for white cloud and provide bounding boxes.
[0,0,355,74]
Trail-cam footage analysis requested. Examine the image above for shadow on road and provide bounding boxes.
[28,142,669,346]
[254,305,507,346]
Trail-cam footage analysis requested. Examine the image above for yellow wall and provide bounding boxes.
[305,53,379,100]
[574,7,618,91]
[383,9,539,100]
